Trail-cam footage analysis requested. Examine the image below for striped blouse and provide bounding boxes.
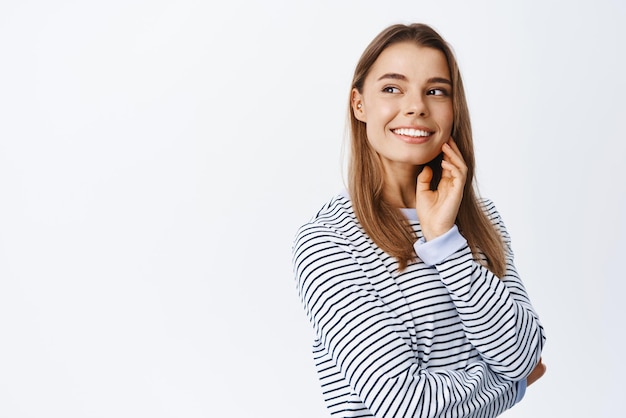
[292,192,545,417]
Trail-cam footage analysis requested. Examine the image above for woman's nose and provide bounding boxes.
[405,94,428,117]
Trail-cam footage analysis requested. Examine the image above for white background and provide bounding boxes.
[1,0,624,417]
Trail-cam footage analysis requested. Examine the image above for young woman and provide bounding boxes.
[292,23,546,417]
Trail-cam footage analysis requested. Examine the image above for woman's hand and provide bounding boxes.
[527,357,546,387]
[416,138,468,241]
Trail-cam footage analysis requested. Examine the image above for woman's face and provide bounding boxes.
[352,41,453,174]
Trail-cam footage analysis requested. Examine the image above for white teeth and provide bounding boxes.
[393,128,431,137]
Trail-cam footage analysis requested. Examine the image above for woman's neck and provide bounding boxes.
[381,164,420,208]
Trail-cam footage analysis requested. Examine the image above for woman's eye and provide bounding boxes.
[427,88,448,96]
[382,86,400,93]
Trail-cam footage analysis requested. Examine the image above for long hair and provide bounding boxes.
[348,23,506,275]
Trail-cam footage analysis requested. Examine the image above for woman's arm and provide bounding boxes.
[293,222,521,417]
[415,139,546,383]
[414,201,546,382]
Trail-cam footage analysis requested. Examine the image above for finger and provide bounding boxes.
[447,137,461,153]
[442,142,468,176]
[527,358,547,386]
[446,137,466,162]
[416,165,433,193]
[442,141,465,166]
[441,159,464,181]
[527,362,547,386]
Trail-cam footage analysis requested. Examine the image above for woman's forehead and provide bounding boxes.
[368,42,451,81]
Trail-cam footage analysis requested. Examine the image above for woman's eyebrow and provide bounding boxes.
[377,73,407,81]
[428,77,452,85]
[376,73,452,85]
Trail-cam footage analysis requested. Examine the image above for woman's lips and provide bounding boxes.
[391,127,434,144]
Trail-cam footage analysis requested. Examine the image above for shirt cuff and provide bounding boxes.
[515,379,527,404]
[413,225,467,266]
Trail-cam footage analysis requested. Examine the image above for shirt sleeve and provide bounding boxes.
[414,224,467,265]
[416,200,546,382]
[293,221,523,417]
[515,379,527,404]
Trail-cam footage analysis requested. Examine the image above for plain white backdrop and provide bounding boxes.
[1,0,624,417]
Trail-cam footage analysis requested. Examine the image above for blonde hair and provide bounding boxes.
[348,23,506,275]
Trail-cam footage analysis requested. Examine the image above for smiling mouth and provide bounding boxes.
[392,128,433,138]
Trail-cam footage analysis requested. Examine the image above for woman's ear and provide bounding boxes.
[351,88,366,122]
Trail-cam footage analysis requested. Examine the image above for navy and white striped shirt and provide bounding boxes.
[292,192,545,417]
